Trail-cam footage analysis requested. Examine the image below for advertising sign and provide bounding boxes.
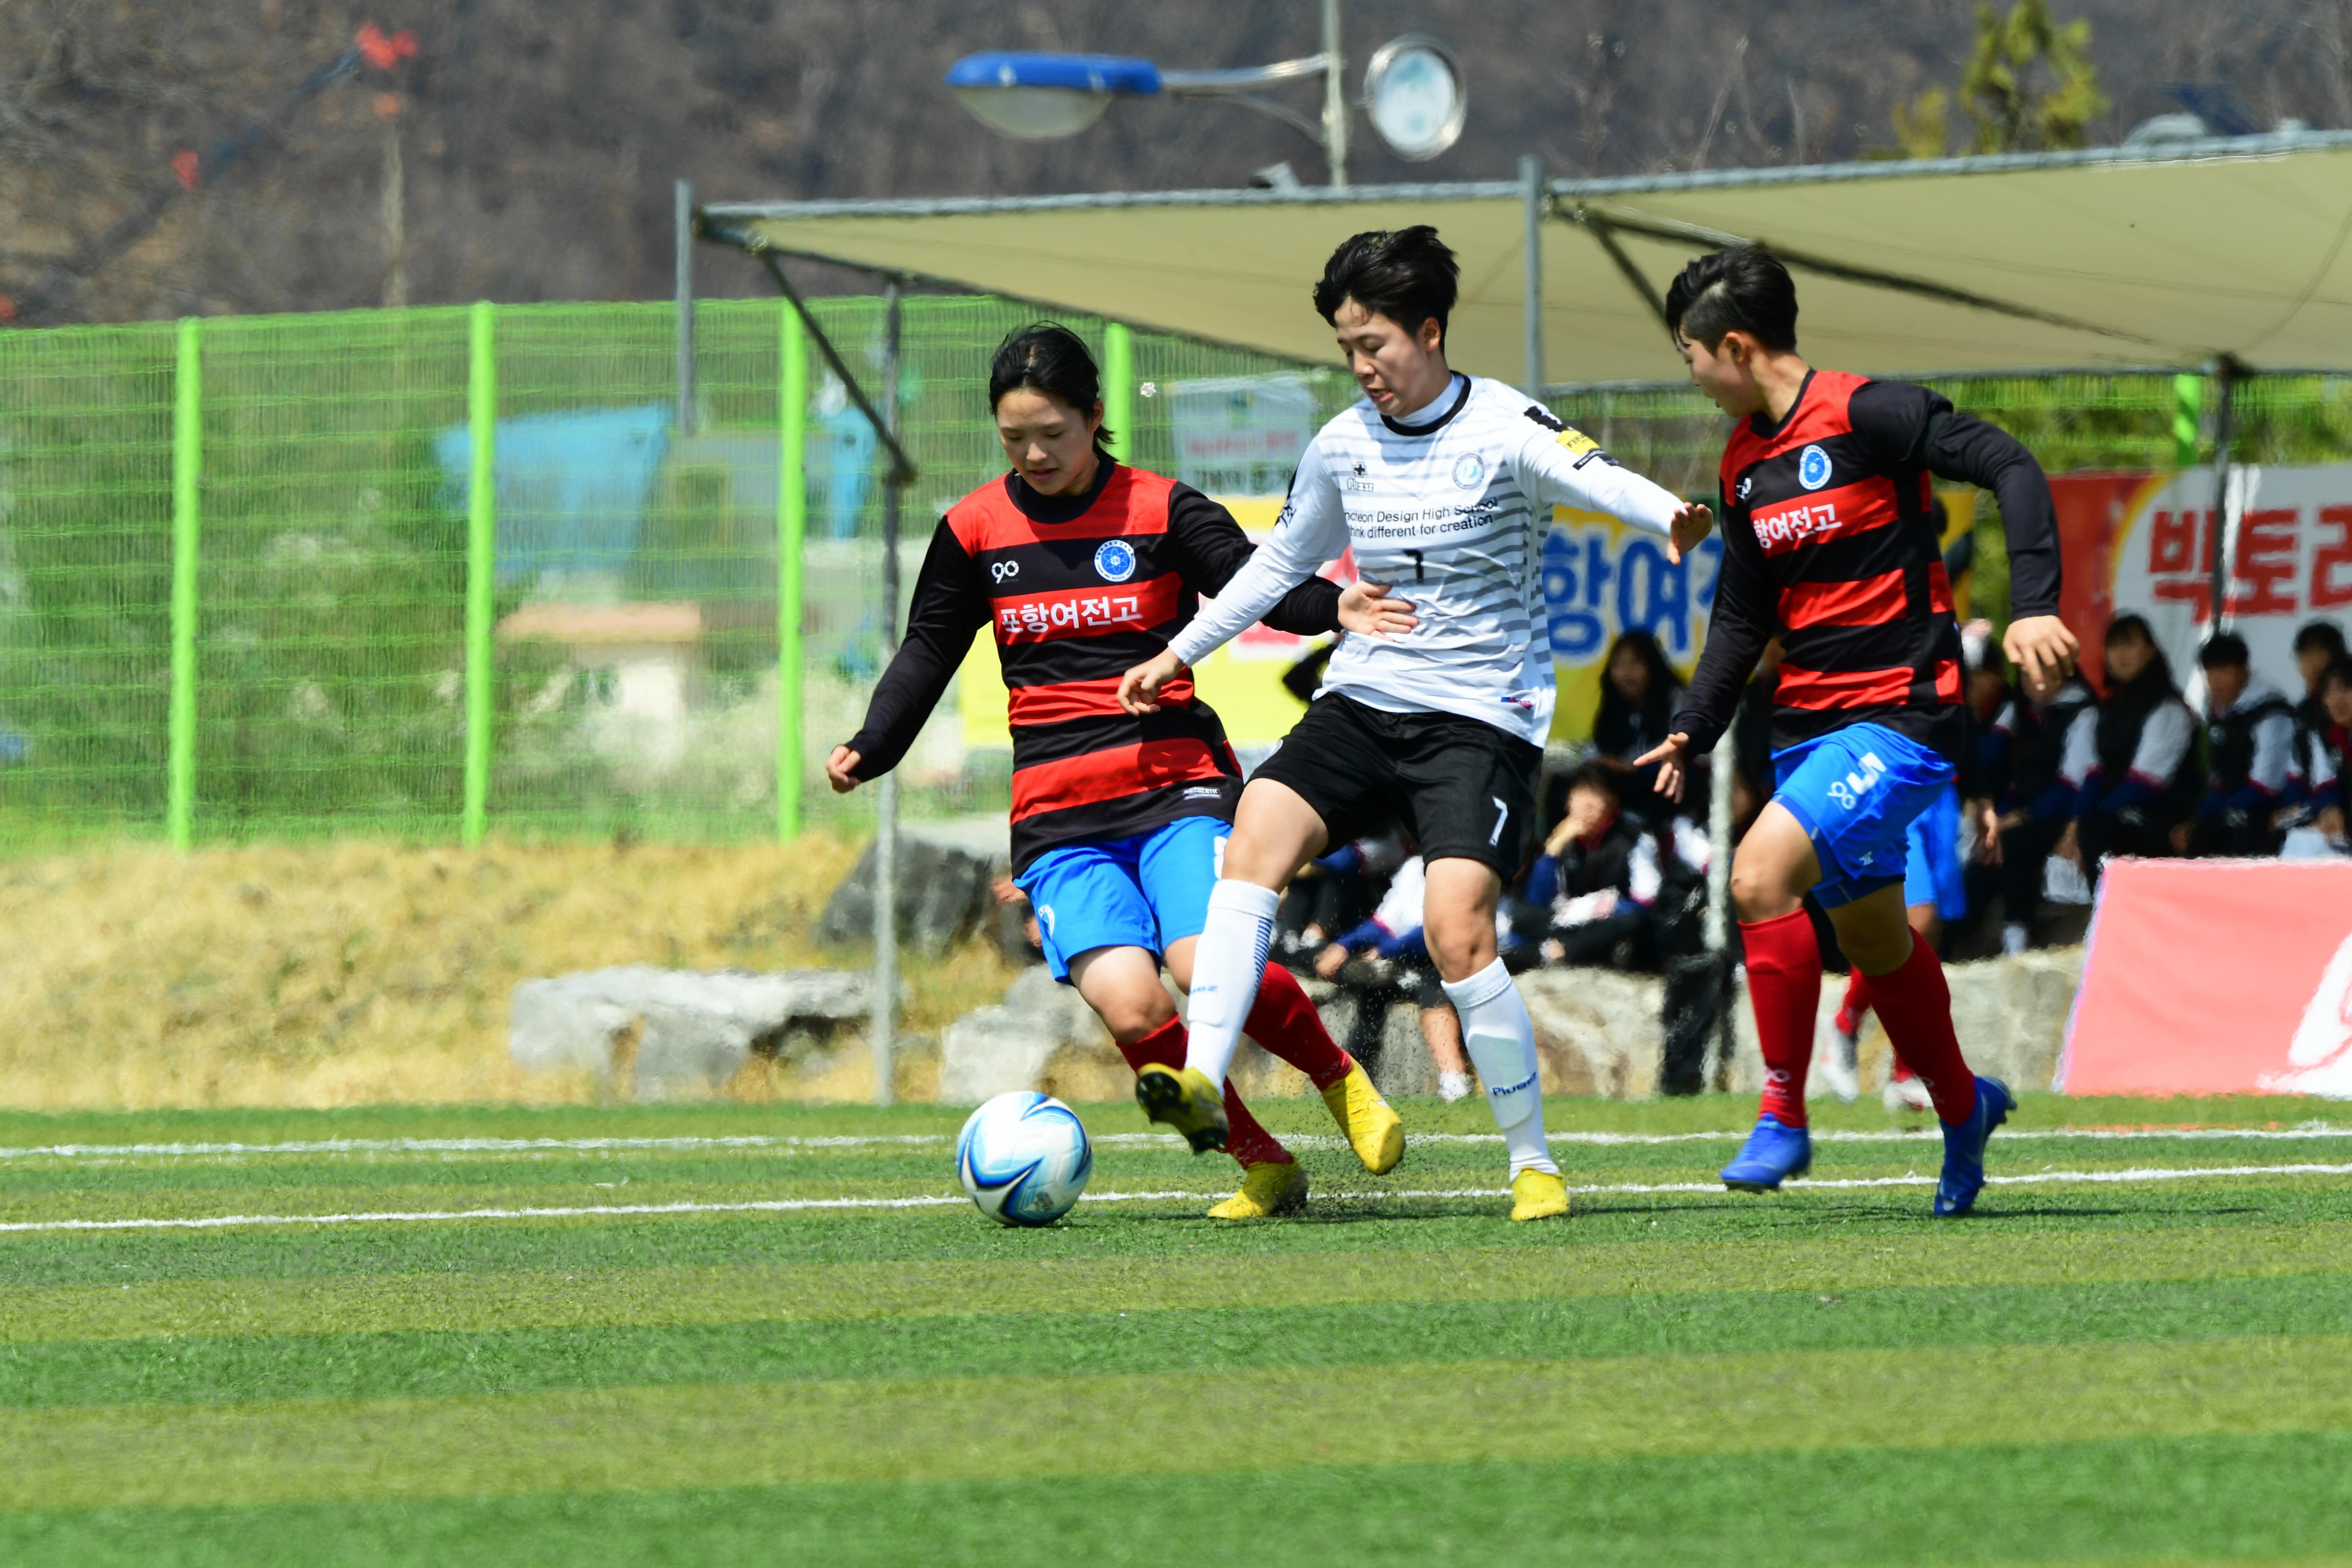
[2062,858,2352,1097]
[1166,376,1321,498]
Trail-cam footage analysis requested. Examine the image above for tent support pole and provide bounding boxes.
[1520,155,1545,395]
[778,301,807,844]
[2205,357,2243,641]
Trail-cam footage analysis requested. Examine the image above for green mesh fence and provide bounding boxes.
[5,290,2351,854]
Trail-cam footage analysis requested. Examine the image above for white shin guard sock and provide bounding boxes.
[1442,958,1557,1176]
[1182,879,1280,1088]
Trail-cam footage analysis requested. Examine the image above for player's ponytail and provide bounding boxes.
[989,323,1113,453]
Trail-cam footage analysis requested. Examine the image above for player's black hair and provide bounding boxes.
[2198,630,2251,670]
[2293,619,2348,658]
[1314,226,1459,346]
[989,322,1113,452]
[1665,245,1799,351]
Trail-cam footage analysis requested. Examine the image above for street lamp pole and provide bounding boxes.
[1320,0,1348,188]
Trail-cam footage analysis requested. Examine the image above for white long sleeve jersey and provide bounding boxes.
[1166,374,1685,744]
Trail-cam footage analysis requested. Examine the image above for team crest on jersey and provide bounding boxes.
[1452,454,1487,489]
[1798,444,1833,491]
[1093,539,1138,583]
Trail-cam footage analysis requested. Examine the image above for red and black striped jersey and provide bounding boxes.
[845,459,1342,871]
[1672,370,2065,763]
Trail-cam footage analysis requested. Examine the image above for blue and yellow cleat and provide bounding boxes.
[1720,1114,1813,1192]
[1933,1075,2014,1217]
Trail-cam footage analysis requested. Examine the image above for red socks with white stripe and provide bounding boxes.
[1859,932,1976,1125]
[1741,910,1821,1128]
[1244,961,1353,1092]
[1122,1018,1291,1170]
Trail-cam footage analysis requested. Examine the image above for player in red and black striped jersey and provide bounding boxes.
[828,324,1410,1217]
[1637,247,2081,1216]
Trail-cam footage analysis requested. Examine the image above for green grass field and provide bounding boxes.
[3,1092,2351,1566]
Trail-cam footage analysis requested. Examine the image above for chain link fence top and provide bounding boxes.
[4,290,2351,852]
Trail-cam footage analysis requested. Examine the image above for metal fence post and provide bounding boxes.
[462,300,496,847]
[167,318,201,851]
[1102,321,1133,463]
[778,301,808,843]
[871,280,905,1107]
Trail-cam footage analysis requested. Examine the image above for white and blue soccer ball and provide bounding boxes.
[956,1091,1093,1227]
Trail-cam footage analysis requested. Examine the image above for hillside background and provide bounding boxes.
[4,0,2350,323]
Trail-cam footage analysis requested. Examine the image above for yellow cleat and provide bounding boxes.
[1319,1062,1405,1174]
[1509,1168,1570,1222]
[1206,1160,1309,1220]
[1134,1063,1230,1154]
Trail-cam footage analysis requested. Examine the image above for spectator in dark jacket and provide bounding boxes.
[2294,621,2347,737]
[2064,614,2198,885]
[1987,669,2097,952]
[2183,632,2297,858]
[1512,760,1698,970]
[1592,629,1684,815]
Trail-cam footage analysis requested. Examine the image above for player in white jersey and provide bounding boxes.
[1119,226,1712,1220]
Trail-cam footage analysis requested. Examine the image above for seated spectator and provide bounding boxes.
[2062,614,2198,885]
[1275,828,1404,961]
[2294,620,2347,737]
[1986,664,2097,953]
[1511,760,1700,972]
[1592,629,1684,814]
[1310,854,1478,1102]
[2296,659,2352,851]
[2181,632,2296,858]
[1728,635,1783,836]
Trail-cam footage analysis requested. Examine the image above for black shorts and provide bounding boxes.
[1252,693,1543,877]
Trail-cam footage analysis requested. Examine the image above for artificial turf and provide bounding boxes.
[1,1093,2348,1564]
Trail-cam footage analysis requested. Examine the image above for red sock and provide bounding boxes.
[1834,969,1868,1036]
[1742,910,1821,1128]
[1244,961,1353,1091]
[1861,932,1976,1124]
[1121,1018,1293,1170]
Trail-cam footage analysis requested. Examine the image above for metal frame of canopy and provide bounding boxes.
[694,129,2352,1089]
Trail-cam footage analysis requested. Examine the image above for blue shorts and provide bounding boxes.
[1771,723,1957,910]
[1014,816,1227,983]
[1903,785,1968,920]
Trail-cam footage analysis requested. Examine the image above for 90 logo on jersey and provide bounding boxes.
[990,560,1020,583]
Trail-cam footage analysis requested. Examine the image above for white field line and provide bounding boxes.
[3,1160,2349,1236]
[8,1124,2352,1163]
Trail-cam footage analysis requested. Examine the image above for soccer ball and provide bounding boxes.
[956,1091,1093,1227]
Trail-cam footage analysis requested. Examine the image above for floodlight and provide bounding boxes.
[1361,35,1464,161]
[944,52,1163,140]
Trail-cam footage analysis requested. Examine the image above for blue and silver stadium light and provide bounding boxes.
[943,3,1463,187]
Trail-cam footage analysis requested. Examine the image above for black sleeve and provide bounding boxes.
[843,519,992,781]
[1849,381,2063,619]
[1163,482,1342,637]
[1669,508,1774,757]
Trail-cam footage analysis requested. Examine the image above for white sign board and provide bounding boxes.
[1167,376,1320,498]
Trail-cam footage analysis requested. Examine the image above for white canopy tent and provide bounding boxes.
[702,129,2352,390]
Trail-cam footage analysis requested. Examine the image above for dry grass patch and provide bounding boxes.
[0,837,1015,1111]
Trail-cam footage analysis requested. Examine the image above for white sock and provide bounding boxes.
[1437,1070,1473,1103]
[2001,922,2029,956]
[1442,958,1557,1177]
[1183,879,1279,1087]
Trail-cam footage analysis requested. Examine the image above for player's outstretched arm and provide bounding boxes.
[833,520,989,785]
[1645,523,1775,801]
[1514,412,1712,562]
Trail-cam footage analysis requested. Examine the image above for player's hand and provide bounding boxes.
[1634,731,1693,803]
[1117,649,1184,715]
[1666,502,1713,566]
[825,745,864,794]
[1337,578,1418,640]
[2004,614,2079,694]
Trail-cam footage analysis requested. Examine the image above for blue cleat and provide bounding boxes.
[1720,1115,1813,1192]
[1933,1075,2015,1217]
